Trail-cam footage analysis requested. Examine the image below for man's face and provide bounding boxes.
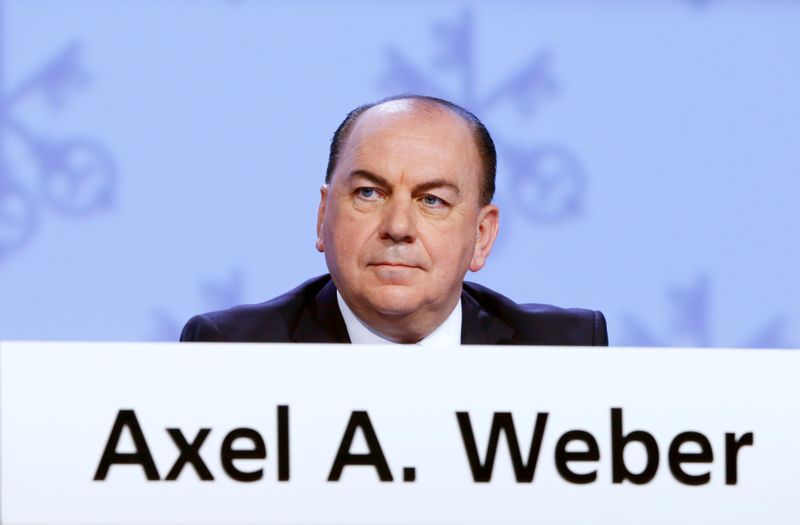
[316,100,498,338]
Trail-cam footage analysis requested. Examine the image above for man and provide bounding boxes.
[181,95,608,345]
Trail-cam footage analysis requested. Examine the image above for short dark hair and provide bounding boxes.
[325,94,497,206]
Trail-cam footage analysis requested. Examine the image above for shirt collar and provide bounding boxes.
[336,291,462,346]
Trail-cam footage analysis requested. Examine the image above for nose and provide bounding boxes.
[379,196,417,243]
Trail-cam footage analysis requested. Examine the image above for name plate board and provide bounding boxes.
[1,342,798,524]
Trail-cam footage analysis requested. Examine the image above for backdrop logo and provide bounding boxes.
[0,1,116,261]
[621,274,790,348]
[379,8,585,232]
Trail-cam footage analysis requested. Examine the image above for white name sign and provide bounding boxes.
[1,342,798,524]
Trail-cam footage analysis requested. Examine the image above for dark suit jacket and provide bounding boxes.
[180,274,608,345]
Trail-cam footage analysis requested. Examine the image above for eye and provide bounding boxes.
[421,194,447,207]
[356,187,381,200]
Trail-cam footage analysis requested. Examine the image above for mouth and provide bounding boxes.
[369,262,420,269]
[368,261,422,284]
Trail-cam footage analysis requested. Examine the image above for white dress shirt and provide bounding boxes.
[336,291,462,346]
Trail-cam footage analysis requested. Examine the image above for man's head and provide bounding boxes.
[316,95,500,343]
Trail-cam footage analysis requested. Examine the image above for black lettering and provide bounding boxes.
[668,431,713,485]
[165,428,213,481]
[277,405,290,481]
[94,409,159,481]
[403,466,416,482]
[725,432,754,485]
[611,408,659,484]
[554,430,600,484]
[220,428,267,482]
[456,412,548,483]
[328,411,393,482]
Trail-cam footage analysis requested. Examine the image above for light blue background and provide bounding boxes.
[1,0,798,347]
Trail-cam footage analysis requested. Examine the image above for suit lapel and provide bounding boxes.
[460,287,515,344]
[290,278,351,343]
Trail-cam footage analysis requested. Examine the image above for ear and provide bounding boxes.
[315,185,329,253]
[469,204,499,272]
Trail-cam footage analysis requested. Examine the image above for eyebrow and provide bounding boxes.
[348,170,460,196]
[349,170,390,189]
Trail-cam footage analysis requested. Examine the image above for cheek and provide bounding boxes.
[421,220,477,272]
[327,212,376,263]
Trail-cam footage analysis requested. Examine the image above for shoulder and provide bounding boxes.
[179,275,332,342]
[463,281,609,346]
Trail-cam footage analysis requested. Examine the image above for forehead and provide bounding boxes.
[335,100,482,190]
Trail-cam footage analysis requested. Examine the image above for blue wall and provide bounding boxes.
[1,0,798,347]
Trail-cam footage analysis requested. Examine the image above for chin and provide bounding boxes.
[367,285,427,317]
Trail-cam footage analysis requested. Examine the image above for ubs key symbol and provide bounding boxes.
[0,9,117,261]
[506,144,583,224]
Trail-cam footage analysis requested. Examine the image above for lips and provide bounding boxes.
[370,261,419,268]
[368,261,421,284]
